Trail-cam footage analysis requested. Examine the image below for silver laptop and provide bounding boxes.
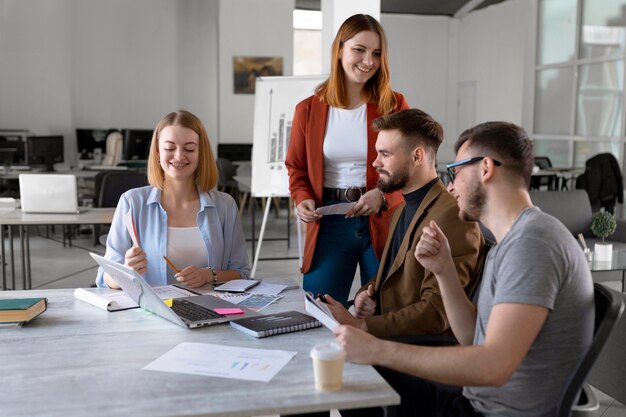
[19,174,83,214]
[90,253,259,328]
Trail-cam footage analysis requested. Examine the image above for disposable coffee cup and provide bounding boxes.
[310,342,345,391]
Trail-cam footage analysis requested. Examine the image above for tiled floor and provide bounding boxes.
[2,205,625,416]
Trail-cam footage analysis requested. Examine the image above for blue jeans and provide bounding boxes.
[303,200,379,305]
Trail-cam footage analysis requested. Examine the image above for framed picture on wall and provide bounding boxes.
[233,56,283,94]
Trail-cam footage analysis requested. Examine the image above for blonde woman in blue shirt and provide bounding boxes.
[96,110,250,288]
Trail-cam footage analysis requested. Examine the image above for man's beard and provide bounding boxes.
[459,180,486,222]
[377,167,410,193]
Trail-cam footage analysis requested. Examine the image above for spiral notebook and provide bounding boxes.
[229,310,321,338]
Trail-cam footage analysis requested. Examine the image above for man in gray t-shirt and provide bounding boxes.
[331,121,594,417]
[463,206,593,416]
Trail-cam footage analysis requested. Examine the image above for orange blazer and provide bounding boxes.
[285,92,410,273]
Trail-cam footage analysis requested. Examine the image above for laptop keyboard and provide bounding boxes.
[171,299,226,322]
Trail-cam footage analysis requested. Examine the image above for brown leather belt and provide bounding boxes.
[323,187,366,203]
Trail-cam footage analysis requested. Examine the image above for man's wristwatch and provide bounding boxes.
[378,189,388,212]
[207,266,218,283]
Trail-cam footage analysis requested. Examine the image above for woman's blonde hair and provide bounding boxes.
[147,110,218,192]
[315,14,396,115]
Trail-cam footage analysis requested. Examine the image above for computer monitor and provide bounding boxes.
[122,129,153,161]
[27,136,64,172]
[217,143,253,162]
[0,136,27,165]
[76,129,110,160]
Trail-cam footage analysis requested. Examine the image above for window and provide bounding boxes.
[533,0,626,169]
[293,9,322,76]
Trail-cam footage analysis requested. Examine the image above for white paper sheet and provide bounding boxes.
[143,342,296,382]
[247,281,287,296]
[314,202,356,216]
[212,292,283,312]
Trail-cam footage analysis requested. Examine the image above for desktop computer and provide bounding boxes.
[27,135,64,172]
[122,129,153,162]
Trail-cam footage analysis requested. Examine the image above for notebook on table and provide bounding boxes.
[19,174,84,214]
[230,310,321,338]
[89,253,259,328]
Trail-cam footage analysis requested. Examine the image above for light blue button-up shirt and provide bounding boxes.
[96,186,250,287]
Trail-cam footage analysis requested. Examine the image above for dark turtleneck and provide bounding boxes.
[384,177,439,277]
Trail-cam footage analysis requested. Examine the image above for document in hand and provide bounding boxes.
[304,292,339,330]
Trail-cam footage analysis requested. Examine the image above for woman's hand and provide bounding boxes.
[175,265,210,288]
[346,189,383,217]
[296,199,321,223]
[124,246,148,275]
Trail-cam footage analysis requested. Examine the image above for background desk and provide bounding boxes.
[0,208,115,290]
[0,288,399,417]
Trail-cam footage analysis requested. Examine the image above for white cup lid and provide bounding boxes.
[310,342,345,360]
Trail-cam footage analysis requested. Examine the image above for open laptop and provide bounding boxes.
[90,253,259,328]
[19,174,83,214]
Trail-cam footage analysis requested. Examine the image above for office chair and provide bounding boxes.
[101,131,123,167]
[534,156,553,170]
[93,171,147,245]
[531,156,557,190]
[216,157,239,198]
[557,283,625,417]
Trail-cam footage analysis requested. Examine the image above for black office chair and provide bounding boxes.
[531,156,557,190]
[93,171,147,245]
[557,283,625,417]
[216,157,239,198]
[534,156,553,170]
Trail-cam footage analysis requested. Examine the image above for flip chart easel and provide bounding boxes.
[250,75,326,277]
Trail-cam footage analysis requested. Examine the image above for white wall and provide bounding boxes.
[0,0,220,164]
[0,0,73,139]
[382,13,454,160]
[218,0,294,143]
[455,0,533,131]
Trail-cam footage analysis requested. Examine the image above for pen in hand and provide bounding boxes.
[163,256,180,273]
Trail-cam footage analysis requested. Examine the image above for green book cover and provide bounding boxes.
[0,298,45,311]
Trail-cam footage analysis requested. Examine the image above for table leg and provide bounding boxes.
[19,226,26,290]
[1,225,5,290]
[9,226,15,290]
[26,226,31,290]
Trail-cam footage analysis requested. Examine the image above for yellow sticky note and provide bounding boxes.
[164,298,173,307]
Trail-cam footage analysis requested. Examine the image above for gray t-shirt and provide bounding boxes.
[463,207,594,417]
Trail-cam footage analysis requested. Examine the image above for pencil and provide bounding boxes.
[162,256,180,273]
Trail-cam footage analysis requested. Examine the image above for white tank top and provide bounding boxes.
[166,227,207,283]
[323,103,367,188]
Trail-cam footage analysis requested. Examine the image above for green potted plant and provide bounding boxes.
[591,210,617,261]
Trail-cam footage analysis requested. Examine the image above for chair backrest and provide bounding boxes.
[588,290,626,405]
[534,156,553,169]
[216,158,238,192]
[529,190,592,236]
[101,131,123,166]
[95,171,147,208]
[557,283,625,417]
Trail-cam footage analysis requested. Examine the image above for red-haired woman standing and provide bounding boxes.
[286,14,409,304]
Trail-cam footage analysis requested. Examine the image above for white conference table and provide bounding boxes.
[0,287,399,417]
[0,207,115,290]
